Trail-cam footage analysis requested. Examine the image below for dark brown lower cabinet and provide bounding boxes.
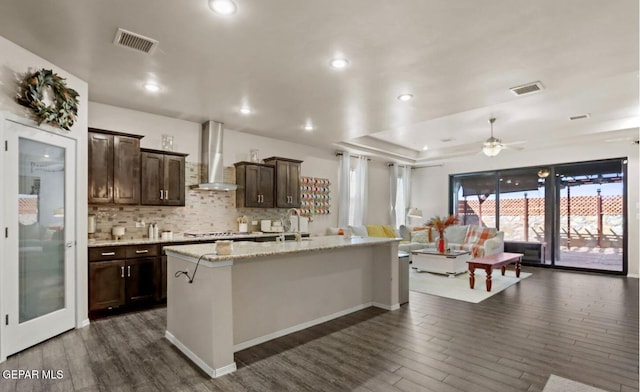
[88,245,160,317]
[125,257,157,305]
[89,260,125,312]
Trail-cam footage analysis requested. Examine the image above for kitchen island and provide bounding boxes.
[164,235,402,378]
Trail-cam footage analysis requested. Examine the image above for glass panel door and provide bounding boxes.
[555,160,625,272]
[18,138,66,322]
[2,118,76,359]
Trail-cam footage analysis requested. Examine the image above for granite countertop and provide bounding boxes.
[87,232,302,247]
[164,235,400,263]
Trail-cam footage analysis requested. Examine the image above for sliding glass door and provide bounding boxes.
[450,158,627,274]
[554,160,625,272]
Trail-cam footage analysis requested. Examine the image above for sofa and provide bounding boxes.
[326,224,504,260]
[401,224,504,258]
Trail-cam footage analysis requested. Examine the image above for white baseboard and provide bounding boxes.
[627,274,639,279]
[165,331,237,378]
[372,302,400,311]
[79,319,90,328]
[233,302,374,352]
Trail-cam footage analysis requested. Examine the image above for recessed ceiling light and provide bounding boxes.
[397,94,414,102]
[208,0,238,15]
[143,82,160,93]
[304,123,314,131]
[422,145,428,151]
[43,154,50,158]
[329,58,350,69]
[240,106,251,115]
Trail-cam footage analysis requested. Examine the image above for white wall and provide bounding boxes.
[89,102,201,161]
[0,36,89,329]
[411,139,640,276]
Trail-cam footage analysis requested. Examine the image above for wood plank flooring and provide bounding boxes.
[1,268,637,392]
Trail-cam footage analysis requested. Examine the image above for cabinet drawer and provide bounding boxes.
[89,246,126,262]
[125,245,159,258]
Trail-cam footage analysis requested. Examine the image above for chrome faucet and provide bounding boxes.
[286,208,302,241]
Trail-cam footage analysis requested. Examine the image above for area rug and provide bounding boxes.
[542,375,607,392]
[409,267,531,303]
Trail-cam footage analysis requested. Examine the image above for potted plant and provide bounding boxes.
[425,215,459,253]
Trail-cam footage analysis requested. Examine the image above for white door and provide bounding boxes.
[2,119,76,357]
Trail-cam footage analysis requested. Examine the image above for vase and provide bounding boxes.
[436,235,447,253]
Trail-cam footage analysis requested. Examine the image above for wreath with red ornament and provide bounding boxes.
[16,69,79,130]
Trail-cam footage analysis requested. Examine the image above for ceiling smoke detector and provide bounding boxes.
[510,81,544,96]
[113,28,158,55]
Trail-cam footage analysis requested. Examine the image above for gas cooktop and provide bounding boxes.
[183,231,241,238]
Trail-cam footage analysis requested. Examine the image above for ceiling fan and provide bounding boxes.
[482,117,504,156]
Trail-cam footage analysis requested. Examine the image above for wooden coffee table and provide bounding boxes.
[467,252,524,292]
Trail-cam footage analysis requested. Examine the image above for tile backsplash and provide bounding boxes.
[90,163,287,241]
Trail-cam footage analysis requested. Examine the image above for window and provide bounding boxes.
[450,158,627,274]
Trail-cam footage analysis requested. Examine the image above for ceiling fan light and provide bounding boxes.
[482,140,503,157]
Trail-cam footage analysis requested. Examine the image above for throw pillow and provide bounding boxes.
[398,225,411,241]
[464,225,497,246]
[349,225,368,237]
[411,226,432,242]
[411,230,428,243]
[367,225,386,237]
[382,225,398,238]
[444,225,469,243]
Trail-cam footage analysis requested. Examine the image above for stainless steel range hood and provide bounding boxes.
[197,121,237,191]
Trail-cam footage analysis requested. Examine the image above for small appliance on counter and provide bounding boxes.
[111,226,125,240]
[260,220,271,232]
[88,215,96,242]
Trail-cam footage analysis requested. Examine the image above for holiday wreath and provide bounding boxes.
[16,69,80,130]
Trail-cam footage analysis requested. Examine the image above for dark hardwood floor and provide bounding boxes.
[1,268,637,392]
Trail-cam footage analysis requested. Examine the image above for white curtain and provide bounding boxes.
[337,153,351,228]
[351,156,368,226]
[389,164,399,227]
[401,165,411,225]
[390,164,412,227]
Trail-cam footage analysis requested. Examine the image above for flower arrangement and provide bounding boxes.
[425,215,458,236]
[236,216,248,224]
[425,215,459,252]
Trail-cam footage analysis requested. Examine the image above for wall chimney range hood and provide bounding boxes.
[197,121,237,191]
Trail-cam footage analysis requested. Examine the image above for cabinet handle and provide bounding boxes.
[101,252,116,256]
[109,187,113,200]
[160,189,164,200]
[127,265,131,277]
[135,250,149,254]
[121,266,124,278]
[165,190,168,200]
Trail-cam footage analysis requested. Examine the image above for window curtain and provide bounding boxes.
[337,153,351,228]
[390,164,412,227]
[401,165,411,226]
[389,164,399,227]
[351,156,368,226]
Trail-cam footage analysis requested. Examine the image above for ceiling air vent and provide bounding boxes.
[510,81,544,96]
[569,113,590,121]
[113,28,158,55]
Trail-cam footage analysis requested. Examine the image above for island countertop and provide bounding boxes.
[164,235,400,262]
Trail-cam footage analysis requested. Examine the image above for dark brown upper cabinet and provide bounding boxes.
[263,157,302,208]
[140,149,187,206]
[234,162,274,208]
[88,129,143,205]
